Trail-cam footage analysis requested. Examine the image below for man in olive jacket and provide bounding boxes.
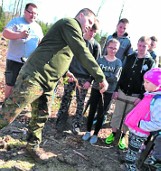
[0,8,108,162]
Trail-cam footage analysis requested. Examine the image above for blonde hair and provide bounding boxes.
[138,36,151,45]
[106,38,120,47]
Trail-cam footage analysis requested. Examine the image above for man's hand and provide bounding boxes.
[83,81,91,89]
[99,80,108,94]
[66,71,76,82]
[20,30,30,39]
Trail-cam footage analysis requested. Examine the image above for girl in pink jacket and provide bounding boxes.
[123,68,161,171]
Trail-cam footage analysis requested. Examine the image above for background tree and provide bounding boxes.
[96,0,108,49]
[0,0,3,18]
[118,0,126,21]
[0,5,6,32]
[38,21,52,35]
[96,0,106,16]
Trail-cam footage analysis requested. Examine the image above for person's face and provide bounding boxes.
[144,79,159,92]
[24,5,38,23]
[116,22,128,37]
[106,42,119,57]
[84,28,97,40]
[79,13,95,34]
[137,41,150,57]
[149,40,157,51]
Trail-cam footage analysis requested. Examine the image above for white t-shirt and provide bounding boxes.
[5,17,43,63]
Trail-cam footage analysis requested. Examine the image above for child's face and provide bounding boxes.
[106,42,119,57]
[144,79,159,92]
[137,41,150,57]
[116,22,128,37]
[149,40,157,51]
[84,28,97,40]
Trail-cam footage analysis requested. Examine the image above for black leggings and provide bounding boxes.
[87,88,112,135]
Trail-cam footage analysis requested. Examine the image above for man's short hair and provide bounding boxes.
[25,3,37,10]
[75,8,96,17]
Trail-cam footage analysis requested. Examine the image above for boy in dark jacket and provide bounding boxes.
[56,20,101,135]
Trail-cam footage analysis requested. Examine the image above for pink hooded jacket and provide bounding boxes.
[124,93,154,136]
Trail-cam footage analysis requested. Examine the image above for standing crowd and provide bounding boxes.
[0,2,161,171]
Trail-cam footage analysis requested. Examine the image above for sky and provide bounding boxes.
[1,0,161,54]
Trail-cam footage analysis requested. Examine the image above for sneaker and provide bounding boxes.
[118,137,127,150]
[105,133,115,145]
[90,135,98,144]
[72,122,80,135]
[82,132,91,141]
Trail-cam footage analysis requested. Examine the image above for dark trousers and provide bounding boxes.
[87,88,112,135]
[57,78,88,125]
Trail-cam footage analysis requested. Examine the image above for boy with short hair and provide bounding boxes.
[148,36,159,67]
[99,18,133,126]
[56,20,101,135]
[102,18,133,65]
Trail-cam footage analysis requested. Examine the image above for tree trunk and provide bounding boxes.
[12,0,18,18]
[15,0,21,16]
[19,0,24,16]
[96,0,106,16]
[0,0,4,19]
